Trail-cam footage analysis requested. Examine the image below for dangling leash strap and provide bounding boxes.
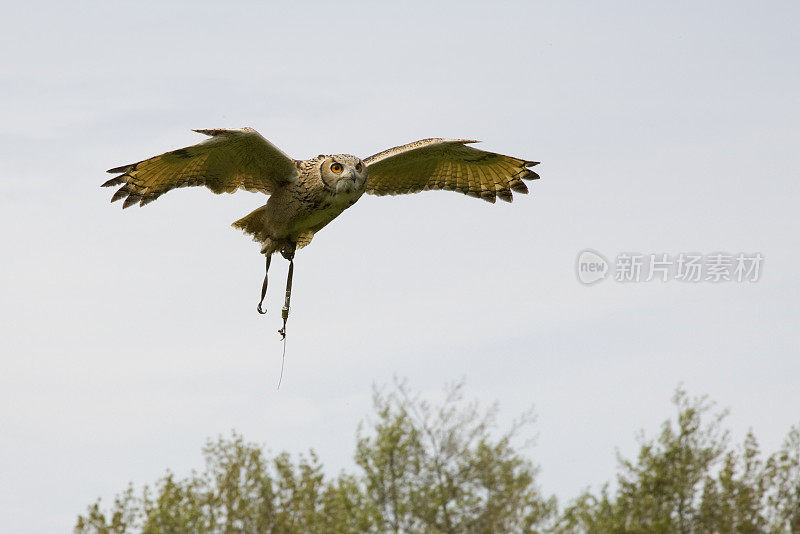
[257,254,271,314]
[278,258,294,340]
[276,258,294,389]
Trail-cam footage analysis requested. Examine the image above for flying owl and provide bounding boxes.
[103,128,540,337]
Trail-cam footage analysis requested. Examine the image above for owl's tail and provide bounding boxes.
[232,207,315,255]
[232,206,269,242]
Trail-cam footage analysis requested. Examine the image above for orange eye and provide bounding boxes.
[330,162,343,173]
[355,162,363,172]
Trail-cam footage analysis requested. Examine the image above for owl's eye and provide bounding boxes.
[330,162,343,173]
[355,162,363,173]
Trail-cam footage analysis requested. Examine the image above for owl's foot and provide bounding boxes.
[257,254,272,314]
[280,243,296,261]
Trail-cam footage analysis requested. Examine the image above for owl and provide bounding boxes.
[103,128,540,337]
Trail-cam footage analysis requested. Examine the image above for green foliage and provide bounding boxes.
[76,380,553,533]
[76,382,800,534]
[763,426,800,532]
[355,379,556,533]
[556,387,800,534]
[75,435,369,534]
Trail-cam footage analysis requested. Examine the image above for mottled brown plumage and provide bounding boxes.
[104,129,539,252]
[103,128,540,321]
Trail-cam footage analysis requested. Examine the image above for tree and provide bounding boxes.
[77,382,800,533]
[556,387,800,534]
[355,379,556,533]
[75,434,371,534]
[763,426,800,532]
[76,379,554,533]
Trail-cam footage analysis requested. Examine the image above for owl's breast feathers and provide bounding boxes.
[233,157,364,254]
[284,169,364,231]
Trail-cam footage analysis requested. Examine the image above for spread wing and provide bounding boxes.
[363,138,539,203]
[102,128,299,208]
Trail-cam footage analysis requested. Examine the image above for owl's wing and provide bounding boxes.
[102,128,299,208]
[363,138,539,203]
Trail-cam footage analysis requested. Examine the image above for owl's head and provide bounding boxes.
[318,154,367,194]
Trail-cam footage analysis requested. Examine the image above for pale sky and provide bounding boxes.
[1,1,799,532]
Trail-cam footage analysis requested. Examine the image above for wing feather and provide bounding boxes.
[482,161,503,199]
[435,158,453,193]
[464,161,480,198]
[364,138,539,203]
[102,128,299,208]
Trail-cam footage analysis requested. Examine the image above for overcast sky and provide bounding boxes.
[1,1,799,531]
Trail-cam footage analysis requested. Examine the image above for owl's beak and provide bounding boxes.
[342,170,356,182]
